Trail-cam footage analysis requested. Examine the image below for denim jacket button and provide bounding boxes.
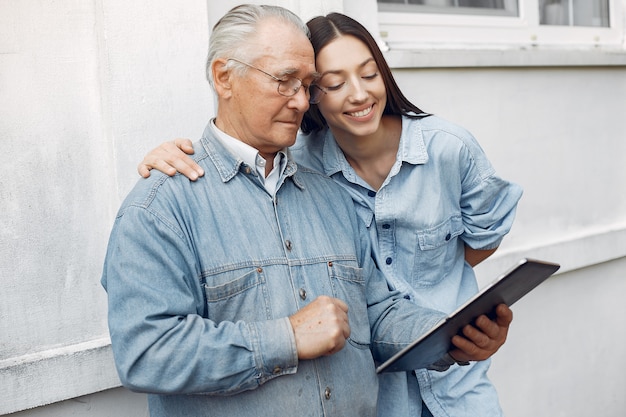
[299,288,307,300]
[273,366,282,375]
[285,240,292,251]
[445,233,451,241]
[324,387,331,399]
[257,267,263,273]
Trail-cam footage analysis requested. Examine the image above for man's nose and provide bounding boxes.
[288,86,310,112]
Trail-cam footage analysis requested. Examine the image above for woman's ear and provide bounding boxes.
[212,58,232,98]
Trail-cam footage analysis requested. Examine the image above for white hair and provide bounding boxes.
[206,4,310,88]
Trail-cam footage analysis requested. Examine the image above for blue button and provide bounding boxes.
[386,257,392,265]
[368,191,376,197]
[445,233,451,241]
[382,224,390,229]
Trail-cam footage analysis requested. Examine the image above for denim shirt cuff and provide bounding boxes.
[249,317,298,382]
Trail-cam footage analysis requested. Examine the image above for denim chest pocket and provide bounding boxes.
[327,262,371,348]
[413,215,463,288]
[202,267,270,323]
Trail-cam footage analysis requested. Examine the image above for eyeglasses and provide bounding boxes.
[228,58,326,104]
[309,84,326,105]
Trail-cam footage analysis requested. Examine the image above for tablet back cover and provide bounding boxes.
[376,258,560,374]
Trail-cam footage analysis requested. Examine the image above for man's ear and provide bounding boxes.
[212,58,232,98]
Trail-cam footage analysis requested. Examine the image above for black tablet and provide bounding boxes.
[376,258,560,374]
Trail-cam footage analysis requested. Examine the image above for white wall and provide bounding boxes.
[490,257,626,417]
[0,0,212,413]
[1,0,625,416]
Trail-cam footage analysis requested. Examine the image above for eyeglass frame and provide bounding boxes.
[227,58,326,104]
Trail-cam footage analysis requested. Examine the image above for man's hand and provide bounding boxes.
[449,303,513,362]
[288,296,351,360]
[138,138,204,180]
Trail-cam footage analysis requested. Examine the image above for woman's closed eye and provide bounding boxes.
[323,73,379,91]
[326,82,345,91]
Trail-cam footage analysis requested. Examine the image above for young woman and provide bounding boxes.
[139,13,522,417]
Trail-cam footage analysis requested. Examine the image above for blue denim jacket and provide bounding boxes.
[292,115,523,417]
[102,124,447,417]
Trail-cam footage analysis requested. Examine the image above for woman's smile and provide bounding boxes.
[345,104,375,119]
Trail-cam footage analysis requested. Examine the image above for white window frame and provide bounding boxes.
[375,0,625,50]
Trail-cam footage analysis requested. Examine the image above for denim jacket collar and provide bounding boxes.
[320,115,430,179]
[199,123,304,190]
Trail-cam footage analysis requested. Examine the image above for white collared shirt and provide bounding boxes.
[210,119,287,195]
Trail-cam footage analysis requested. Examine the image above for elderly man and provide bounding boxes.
[102,5,511,417]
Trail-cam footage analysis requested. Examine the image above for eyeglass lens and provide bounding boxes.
[277,78,302,97]
[308,85,325,104]
[277,78,324,105]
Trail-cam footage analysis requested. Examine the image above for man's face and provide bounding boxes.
[217,19,317,159]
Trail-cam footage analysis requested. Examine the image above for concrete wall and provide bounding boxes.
[1,0,625,416]
[0,0,212,413]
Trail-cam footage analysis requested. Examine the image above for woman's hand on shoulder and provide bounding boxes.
[138,138,204,181]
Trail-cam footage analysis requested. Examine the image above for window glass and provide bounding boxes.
[375,0,621,49]
[377,0,519,16]
[539,0,610,27]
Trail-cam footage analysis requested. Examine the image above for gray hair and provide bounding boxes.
[206,4,310,88]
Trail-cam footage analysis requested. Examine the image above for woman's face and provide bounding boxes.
[314,35,387,141]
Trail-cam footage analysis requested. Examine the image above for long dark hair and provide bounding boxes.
[301,13,429,134]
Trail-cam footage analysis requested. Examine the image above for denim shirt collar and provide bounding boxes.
[320,115,429,179]
[198,122,304,190]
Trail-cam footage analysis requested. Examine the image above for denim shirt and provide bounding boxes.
[101,124,447,417]
[292,115,523,417]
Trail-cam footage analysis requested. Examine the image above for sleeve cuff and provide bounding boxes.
[248,317,298,380]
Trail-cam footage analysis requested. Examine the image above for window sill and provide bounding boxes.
[383,46,626,69]
[473,225,626,288]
